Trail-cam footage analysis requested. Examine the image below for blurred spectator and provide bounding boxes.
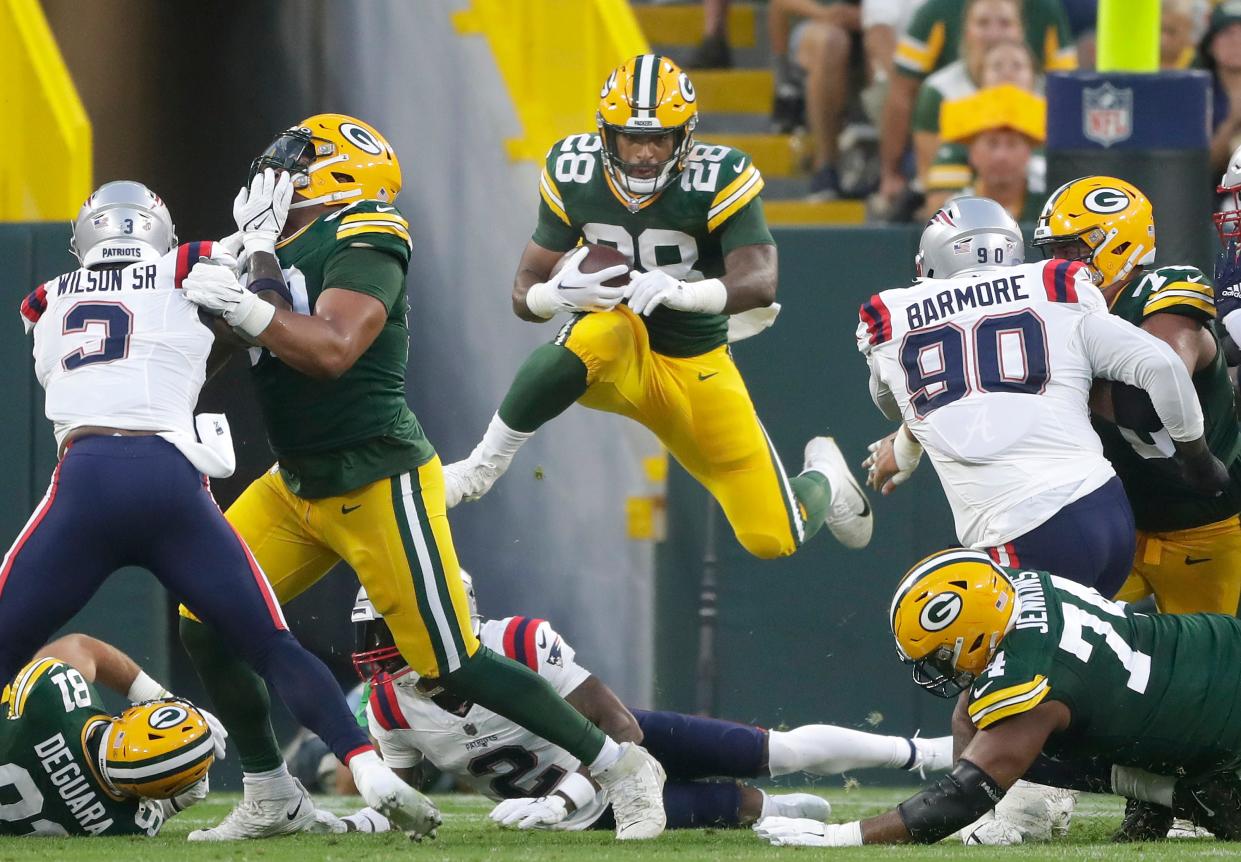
[689,0,732,68]
[920,84,1046,221]
[910,0,1028,182]
[1061,0,1099,70]
[1207,1,1241,173]
[769,0,862,197]
[875,0,1074,217]
[1161,0,1210,69]
[858,0,931,121]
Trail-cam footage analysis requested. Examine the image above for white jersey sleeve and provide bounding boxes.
[480,617,592,697]
[364,685,424,769]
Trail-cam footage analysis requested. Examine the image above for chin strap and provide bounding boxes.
[289,188,363,210]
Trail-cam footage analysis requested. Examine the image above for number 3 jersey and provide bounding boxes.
[0,659,164,836]
[968,569,1241,778]
[858,258,1203,548]
[19,244,216,450]
[366,616,603,830]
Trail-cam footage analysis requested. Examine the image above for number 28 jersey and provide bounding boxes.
[20,244,217,450]
[366,616,602,829]
[858,259,1166,548]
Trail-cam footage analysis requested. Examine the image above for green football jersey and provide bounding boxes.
[968,570,1241,777]
[896,0,1075,80]
[0,659,164,836]
[255,199,436,499]
[1091,265,1241,531]
[532,133,775,358]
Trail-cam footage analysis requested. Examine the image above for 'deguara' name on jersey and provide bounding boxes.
[906,272,1029,330]
[52,264,159,296]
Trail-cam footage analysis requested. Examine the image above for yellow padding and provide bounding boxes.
[0,0,91,220]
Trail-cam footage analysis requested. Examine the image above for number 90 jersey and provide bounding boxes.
[533,134,773,358]
[858,259,1119,548]
[20,244,218,449]
[366,616,604,830]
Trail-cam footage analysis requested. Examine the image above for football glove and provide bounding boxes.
[753,817,864,847]
[489,796,569,829]
[525,246,630,318]
[182,260,276,339]
[199,707,228,761]
[1215,240,1241,346]
[625,270,727,317]
[233,168,294,258]
[863,425,922,494]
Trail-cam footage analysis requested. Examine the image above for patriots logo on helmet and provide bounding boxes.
[547,637,564,667]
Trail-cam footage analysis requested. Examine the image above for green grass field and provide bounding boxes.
[2,788,1238,861]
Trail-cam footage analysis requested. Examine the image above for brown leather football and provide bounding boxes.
[551,243,631,288]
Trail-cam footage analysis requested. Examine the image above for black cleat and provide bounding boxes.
[1173,770,1241,840]
[1112,798,1173,842]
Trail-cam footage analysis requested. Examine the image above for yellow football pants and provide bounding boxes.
[560,305,805,559]
[1113,516,1241,615]
[180,457,479,677]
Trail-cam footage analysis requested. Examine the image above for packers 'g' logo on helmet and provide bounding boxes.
[100,698,215,799]
[596,54,699,202]
[250,113,401,210]
[890,549,1016,698]
[1032,175,1154,288]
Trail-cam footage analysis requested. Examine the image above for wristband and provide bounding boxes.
[247,276,295,307]
[242,234,277,258]
[127,670,172,703]
[689,278,728,314]
[524,280,560,320]
[231,294,277,339]
[552,772,597,813]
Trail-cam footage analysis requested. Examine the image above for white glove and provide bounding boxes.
[625,270,727,317]
[215,231,245,265]
[233,168,294,257]
[753,817,864,847]
[489,795,569,830]
[524,246,630,319]
[182,260,276,339]
[198,707,228,762]
[173,775,210,811]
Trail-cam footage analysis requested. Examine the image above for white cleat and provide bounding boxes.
[767,793,831,822]
[188,779,326,841]
[803,436,873,549]
[353,759,440,839]
[594,743,667,840]
[442,450,511,508]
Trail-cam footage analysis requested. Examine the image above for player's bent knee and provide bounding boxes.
[563,310,640,377]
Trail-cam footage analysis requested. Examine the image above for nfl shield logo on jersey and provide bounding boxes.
[1082,83,1133,148]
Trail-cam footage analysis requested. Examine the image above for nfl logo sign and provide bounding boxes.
[1083,83,1133,148]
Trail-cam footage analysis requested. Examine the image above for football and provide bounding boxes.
[551,242,631,287]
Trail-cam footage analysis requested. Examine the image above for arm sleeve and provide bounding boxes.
[1078,311,1205,442]
[322,246,407,313]
[531,168,581,252]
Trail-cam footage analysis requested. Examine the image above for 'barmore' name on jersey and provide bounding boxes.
[365,616,606,830]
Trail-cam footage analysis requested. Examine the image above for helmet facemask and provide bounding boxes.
[598,121,696,202]
[907,638,980,698]
[352,615,413,683]
[249,128,318,190]
[1216,184,1241,243]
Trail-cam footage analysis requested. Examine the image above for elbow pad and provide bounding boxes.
[897,759,1005,844]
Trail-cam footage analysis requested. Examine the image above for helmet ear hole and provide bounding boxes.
[1112,241,1131,255]
[968,633,985,653]
[331,172,355,184]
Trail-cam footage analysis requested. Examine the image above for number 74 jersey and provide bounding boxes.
[20,244,217,449]
[858,259,1126,548]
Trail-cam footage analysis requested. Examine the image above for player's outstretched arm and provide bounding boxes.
[37,633,143,696]
[256,288,387,379]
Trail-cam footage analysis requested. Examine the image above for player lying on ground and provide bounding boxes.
[859,196,1226,597]
[177,116,665,841]
[346,575,952,833]
[442,53,873,557]
[754,548,1241,846]
[7,181,435,837]
[0,634,222,836]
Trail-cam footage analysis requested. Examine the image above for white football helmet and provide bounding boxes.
[1216,142,1241,243]
[915,196,1024,279]
[70,181,177,268]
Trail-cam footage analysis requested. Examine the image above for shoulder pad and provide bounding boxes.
[684,144,763,232]
[1039,259,1089,303]
[859,293,894,346]
[367,675,411,732]
[1139,265,1215,320]
[329,201,412,256]
[4,658,66,719]
[20,282,49,329]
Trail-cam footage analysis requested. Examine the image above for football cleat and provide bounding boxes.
[351,756,441,839]
[803,436,873,549]
[1172,770,1241,841]
[441,449,512,508]
[188,779,325,841]
[1112,798,1173,842]
[593,743,667,840]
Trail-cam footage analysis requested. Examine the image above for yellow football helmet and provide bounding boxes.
[890,548,1017,698]
[597,54,699,200]
[250,113,401,209]
[1032,176,1155,289]
[99,698,215,798]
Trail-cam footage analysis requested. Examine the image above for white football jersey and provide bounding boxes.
[858,257,1198,548]
[22,243,217,449]
[367,616,604,830]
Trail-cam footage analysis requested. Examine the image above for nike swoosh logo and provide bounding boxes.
[287,798,305,821]
[733,160,746,173]
[697,371,719,381]
[1187,275,1204,283]
[538,630,547,649]
[341,504,362,514]
[974,680,996,695]
[1185,556,1211,565]
[374,205,396,212]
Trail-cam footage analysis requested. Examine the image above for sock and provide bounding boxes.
[474,413,534,465]
[767,724,911,776]
[179,616,283,773]
[663,781,742,828]
[589,738,624,773]
[343,807,391,833]
[440,646,608,765]
[1112,765,1175,808]
[497,343,589,432]
[242,763,297,801]
[761,791,831,822]
[790,472,831,542]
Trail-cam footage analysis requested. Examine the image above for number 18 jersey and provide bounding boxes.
[858,259,1117,547]
[20,244,216,450]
